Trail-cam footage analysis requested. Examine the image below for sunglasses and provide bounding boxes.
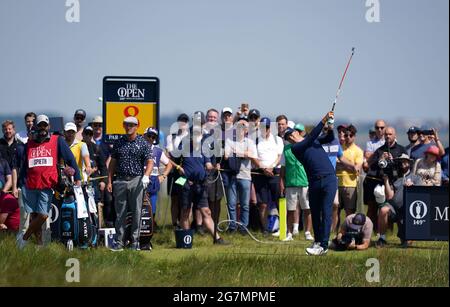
[125,123,137,127]
[375,126,385,130]
[92,124,102,128]
[345,134,354,138]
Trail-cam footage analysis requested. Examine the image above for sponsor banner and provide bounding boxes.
[405,186,449,241]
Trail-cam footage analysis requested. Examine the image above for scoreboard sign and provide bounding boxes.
[102,76,159,143]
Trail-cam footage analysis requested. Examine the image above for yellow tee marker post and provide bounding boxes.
[279,197,287,241]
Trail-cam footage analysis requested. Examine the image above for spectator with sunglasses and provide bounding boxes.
[363,120,386,172]
[73,109,87,142]
[336,125,363,217]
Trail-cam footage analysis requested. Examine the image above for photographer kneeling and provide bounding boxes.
[330,213,373,251]
[376,154,414,248]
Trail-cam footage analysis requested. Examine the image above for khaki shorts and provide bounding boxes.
[338,187,357,212]
[286,187,309,211]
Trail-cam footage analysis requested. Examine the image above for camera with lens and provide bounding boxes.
[339,231,361,246]
[378,158,399,179]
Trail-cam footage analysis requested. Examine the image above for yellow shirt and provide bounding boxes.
[337,143,363,187]
[70,141,85,181]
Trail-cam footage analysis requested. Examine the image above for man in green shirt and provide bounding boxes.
[280,125,314,241]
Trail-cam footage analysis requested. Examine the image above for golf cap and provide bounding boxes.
[407,126,420,134]
[284,127,295,140]
[287,121,295,129]
[260,117,271,128]
[91,116,103,124]
[36,114,50,125]
[294,123,305,132]
[145,127,158,136]
[64,122,77,132]
[337,124,348,132]
[74,109,86,118]
[352,213,366,226]
[83,126,94,133]
[177,113,190,123]
[373,184,386,204]
[123,117,138,125]
[222,107,233,115]
[248,109,260,118]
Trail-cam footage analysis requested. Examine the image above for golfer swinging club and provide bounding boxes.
[291,111,336,256]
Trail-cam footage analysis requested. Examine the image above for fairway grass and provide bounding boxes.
[0,228,448,287]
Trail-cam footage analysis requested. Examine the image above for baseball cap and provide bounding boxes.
[425,145,440,157]
[284,127,295,140]
[123,117,138,125]
[91,116,103,124]
[83,126,94,133]
[74,109,86,118]
[294,123,305,132]
[260,117,271,128]
[407,126,420,134]
[248,109,260,118]
[64,122,77,132]
[145,127,158,136]
[373,184,386,204]
[287,121,295,129]
[352,213,367,226]
[177,113,190,123]
[222,107,233,115]
[36,114,50,125]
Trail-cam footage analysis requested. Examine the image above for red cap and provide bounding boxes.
[425,145,440,157]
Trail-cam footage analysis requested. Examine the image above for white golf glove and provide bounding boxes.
[141,175,150,189]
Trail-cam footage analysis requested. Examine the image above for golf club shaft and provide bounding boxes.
[331,47,355,112]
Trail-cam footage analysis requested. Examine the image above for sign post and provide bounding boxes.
[102,76,159,143]
[404,186,449,241]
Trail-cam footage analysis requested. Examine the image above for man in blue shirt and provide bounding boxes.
[291,111,336,256]
[176,120,227,245]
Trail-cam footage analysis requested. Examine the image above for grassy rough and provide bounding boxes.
[0,228,448,287]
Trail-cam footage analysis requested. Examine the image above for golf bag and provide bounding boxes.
[124,191,153,250]
[58,168,98,250]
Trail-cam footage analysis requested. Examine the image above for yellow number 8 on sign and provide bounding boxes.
[105,102,158,135]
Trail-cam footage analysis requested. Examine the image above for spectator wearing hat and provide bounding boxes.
[405,126,421,156]
[377,154,415,248]
[165,113,190,228]
[17,114,81,249]
[16,112,36,145]
[281,128,313,241]
[410,127,445,161]
[73,109,87,142]
[330,213,373,251]
[176,117,227,244]
[290,111,336,256]
[252,117,284,232]
[336,125,364,217]
[441,147,449,187]
[63,122,92,182]
[294,123,306,138]
[412,145,442,186]
[107,116,153,251]
[143,127,173,223]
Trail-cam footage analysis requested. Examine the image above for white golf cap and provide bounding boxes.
[123,116,138,125]
[36,114,49,125]
[222,107,233,114]
[373,184,386,204]
[64,122,77,132]
[91,115,103,124]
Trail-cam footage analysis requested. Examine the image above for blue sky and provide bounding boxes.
[0,0,448,124]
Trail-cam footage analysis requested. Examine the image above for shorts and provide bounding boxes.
[379,202,399,223]
[22,186,53,215]
[167,172,182,196]
[338,187,357,211]
[252,173,280,205]
[180,181,209,209]
[285,187,310,210]
[207,172,224,202]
